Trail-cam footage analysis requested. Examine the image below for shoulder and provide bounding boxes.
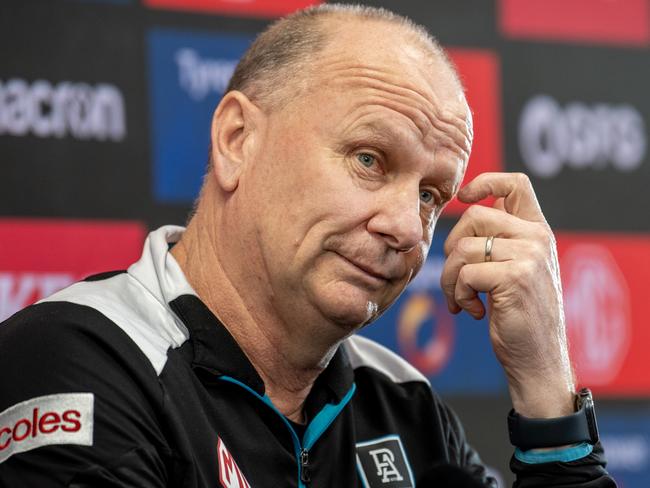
[0,298,153,407]
[0,298,126,360]
[0,299,170,483]
[0,270,188,410]
[37,270,189,375]
[343,334,430,386]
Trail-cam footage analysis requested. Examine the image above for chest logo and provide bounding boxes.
[217,437,251,488]
[356,435,414,488]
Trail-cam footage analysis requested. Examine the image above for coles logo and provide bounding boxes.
[148,29,254,203]
[443,49,503,215]
[143,0,321,17]
[0,78,126,141]
[519,95,647,178]
[561,245,631,386]
[0,219,145,322]
[217,436,251,488]
[0,393,94,463]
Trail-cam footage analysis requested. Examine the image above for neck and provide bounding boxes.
[171,200,337,423]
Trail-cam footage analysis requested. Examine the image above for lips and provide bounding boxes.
[335,253,393,282]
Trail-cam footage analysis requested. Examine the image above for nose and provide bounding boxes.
[366,184,424,253]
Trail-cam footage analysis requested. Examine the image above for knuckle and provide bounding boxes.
[531,224,555,251]
[456,237,474,257]
[454,287,467,304]
[465,204,482,221]
[532,222,550,241]
[457,265,472,286]
[441,281,456,298]
[518,259,539,281]
[514,172,531,187]
[531,243,547,262]
[439,269,454,292]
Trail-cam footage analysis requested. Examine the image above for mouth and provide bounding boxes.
[335,253,391,283]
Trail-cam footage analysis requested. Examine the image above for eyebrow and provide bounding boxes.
[347,118,468,158]
[342,120,461,201]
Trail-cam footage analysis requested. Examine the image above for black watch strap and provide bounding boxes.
[508,388,599,451]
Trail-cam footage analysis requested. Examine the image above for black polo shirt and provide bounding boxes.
[0,226,614,487]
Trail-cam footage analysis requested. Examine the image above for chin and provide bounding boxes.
[312,286,383,330]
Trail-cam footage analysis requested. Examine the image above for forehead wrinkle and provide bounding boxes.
[318,65,472,158]
[338,115,423,160]
[344,91,470,161]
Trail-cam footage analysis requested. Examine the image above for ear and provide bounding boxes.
[209,90,261,192]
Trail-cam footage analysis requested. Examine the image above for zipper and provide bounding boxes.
[300,449,310,484]
[218,375,356,488]
[217,376,307,487]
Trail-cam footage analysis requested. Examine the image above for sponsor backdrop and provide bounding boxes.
[1,0,649,484]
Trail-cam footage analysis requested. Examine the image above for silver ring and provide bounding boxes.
[485,236,495,262]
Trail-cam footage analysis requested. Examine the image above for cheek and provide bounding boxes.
[407,243,429,280]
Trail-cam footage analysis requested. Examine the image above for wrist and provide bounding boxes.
[509,384,575,418]
[506,368,575,418]
[508,388,600,451]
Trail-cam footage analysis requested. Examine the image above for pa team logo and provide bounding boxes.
[147,29,253,203]
[217,437,251,488]
[356,435,414,488]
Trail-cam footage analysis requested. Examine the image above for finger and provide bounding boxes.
[441,237,514,313]
[454,262,505,319]
[443,204,534,257]
[493,197,506,211]
[454,264,486,320]
[458,172,546,223]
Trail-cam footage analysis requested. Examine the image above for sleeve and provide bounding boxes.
[436,398,617,488]
[0,302,172,488]
[510,441,617,488]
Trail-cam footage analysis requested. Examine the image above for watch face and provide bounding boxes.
[577,388,593,410]
[580,389,600,444]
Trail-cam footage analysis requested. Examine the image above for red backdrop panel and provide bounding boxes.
[443,49,504,216]
[556,232,650,396]
[0,219,146,322]
[499,0,650,46]
[143,0,322,17]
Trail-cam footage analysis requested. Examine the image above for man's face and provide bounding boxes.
[238,21,472,333]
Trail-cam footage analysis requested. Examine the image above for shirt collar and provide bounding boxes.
[137,226,355,403]
[169,293,355,405]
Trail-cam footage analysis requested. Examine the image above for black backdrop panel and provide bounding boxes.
[1,1,649,486]
[0,1,150,219]
[351,0,497,46]
[502,42,650,231]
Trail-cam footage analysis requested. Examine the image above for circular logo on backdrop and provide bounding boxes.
[396,293,455,376]
[561,245,631,385]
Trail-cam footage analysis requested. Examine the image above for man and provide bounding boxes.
[0,5,614,487]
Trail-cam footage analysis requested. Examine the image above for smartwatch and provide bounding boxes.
[508,388,599,451]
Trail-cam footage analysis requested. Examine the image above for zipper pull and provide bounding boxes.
[300,449,311,484]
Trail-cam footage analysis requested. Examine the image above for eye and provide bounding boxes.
[356,152,377,168]
[420,189,435,204]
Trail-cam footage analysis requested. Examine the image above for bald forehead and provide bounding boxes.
[316,15,459,84]
[280,16,472,166]
[308,17,463,104]
[308,16,470,132]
